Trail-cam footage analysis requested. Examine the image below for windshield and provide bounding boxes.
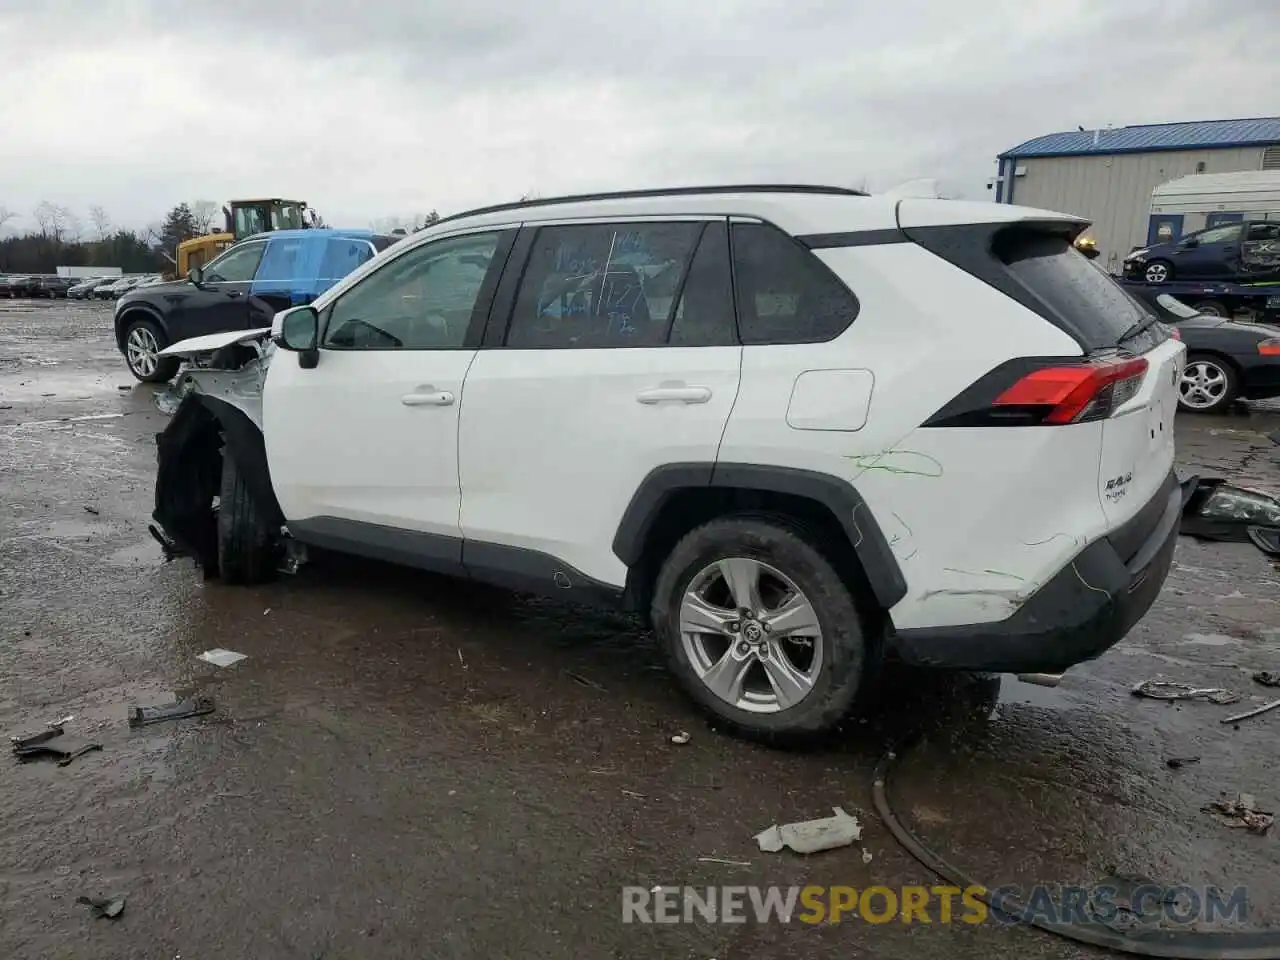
[1156,293,1201,319]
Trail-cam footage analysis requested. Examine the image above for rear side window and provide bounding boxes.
[994,231,1148,346]
[256,238,306,282]
[506,222,704,348]
[730,223,859,345]
[319,239,375,281]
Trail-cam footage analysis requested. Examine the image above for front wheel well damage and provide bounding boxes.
[152,393,283,576]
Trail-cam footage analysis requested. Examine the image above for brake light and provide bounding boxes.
[993,357,1148,424]
[1259,339,1280,356]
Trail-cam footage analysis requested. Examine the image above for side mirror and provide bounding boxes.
[187,266,204,286]
[273,305,320,369]
[1179,237,1198,249]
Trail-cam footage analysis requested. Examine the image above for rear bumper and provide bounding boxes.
[888,471,1187,673]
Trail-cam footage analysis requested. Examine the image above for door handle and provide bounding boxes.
[401,389,455,407]
[636,385,712,405]
[226,290,242,298]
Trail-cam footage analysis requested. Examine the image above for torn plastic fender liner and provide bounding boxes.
[152,393,284,574]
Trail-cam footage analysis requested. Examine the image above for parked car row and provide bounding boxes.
[0,273,164,299]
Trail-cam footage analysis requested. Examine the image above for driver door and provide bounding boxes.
[263,228,516,566]
[182,239,268,338]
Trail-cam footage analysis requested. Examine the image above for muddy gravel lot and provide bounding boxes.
[2,298,1280,960]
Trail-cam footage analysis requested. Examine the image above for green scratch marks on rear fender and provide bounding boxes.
[846,449,944,478]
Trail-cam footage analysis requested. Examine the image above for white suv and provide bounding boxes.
[151,184,1188,742]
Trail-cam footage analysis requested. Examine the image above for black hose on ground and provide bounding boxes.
[872,740,1280,959]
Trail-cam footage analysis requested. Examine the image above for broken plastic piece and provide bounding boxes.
[1253,671,1280,688]
[1166,756,1200,769]
[12,728,102,766]
[1248,526,1280,557]
[671,731,691,745]
[77,895,125,919]
[1131,679,1239,705]
[197,649,247,667]
[755,807,862,854]
[1203,793,1274,834]
[128,697,215,727]
[1221,698,1280,724]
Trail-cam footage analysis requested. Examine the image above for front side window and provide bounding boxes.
[1195,224,1243,245]
[731,222,860,345]
[1246,223,1280,242]
[322,231,501,350]
[204,241,267,283]
[506,222,703,348]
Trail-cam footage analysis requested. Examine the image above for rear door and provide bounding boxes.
[457,217,742,589]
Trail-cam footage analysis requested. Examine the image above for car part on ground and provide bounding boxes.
[1181,477,1280,558]
[874,737,1280,958]
[148,184,1187,742]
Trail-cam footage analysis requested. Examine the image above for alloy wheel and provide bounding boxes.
[1145,262,1170,283]
[679,557,823,714]
[126,326,160,378]
[1179,360,1228,410]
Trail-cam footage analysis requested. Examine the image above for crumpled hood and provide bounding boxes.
[158,327,273,358]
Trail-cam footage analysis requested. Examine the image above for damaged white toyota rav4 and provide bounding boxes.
[152,184,1188,742]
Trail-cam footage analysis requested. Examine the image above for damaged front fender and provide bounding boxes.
[151,332,283,575]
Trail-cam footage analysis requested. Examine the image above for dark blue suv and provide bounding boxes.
[1124,220,1280,284]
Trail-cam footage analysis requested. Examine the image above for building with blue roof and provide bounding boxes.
[991,117,1280,273]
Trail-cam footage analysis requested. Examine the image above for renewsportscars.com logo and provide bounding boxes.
[622,884,1249,926]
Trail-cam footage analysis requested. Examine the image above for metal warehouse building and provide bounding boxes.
[992,117,1280,274]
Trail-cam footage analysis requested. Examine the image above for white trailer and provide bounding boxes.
[1151,171,1280,230]
[57,265,122,279]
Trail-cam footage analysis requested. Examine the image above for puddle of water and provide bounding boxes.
[104,540,168,568]
[997,677,1069,709]
[1180,633,1241,647]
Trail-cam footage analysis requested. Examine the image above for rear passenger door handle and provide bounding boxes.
[636,386,712,405]
[401,390,455,407]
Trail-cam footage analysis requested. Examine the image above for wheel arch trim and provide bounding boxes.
[114,302,169,352]
[612,462,908,610]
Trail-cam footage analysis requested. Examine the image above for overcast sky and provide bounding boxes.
[0,0,1276,235]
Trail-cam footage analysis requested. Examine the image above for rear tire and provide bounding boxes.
[1190,299,1229,318]
[217,448,278,584]
[1179,352,1239,414]
[651,514,871,744]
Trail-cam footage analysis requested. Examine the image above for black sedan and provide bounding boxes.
[1129,289,1280,413]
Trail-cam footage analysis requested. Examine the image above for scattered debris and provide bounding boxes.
[76,895,126,919]
[12,727,102,767]
[670,731,691,745]
[83,505,99,516]
[755,807,862,855]
[1166,756,1201,769]
[1181,478,1280,556]
[566,671,606,692]
[1131,679,1240,705]
[457,649,466,669]
[1202,793,1274,834]
[46,715,74,728]
[1249,526,1280,557]
[262,608,270,616]
[1221,698,1280,725]
[697,857,751,867]
[153,385,185,416]
[128,696,215,728]
[861,848,874,864]
[197,649,247,668]
[147,524,177,562]
[1253,671,1280,688]
[117,385,131,391]
[621,789,647,800]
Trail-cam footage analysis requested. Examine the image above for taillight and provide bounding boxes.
[992,356,1148,424]
[922,355,1152,429]
[1259,339,1280,356]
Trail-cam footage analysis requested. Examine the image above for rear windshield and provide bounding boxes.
[994,231,1148,346]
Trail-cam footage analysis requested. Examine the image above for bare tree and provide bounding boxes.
[33,201,72,241]
[190,199,220,235]
[89,205,112,241]
[0,204,15,234]
[64,210,83,243]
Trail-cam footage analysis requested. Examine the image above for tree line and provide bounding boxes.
[0,200,226,275]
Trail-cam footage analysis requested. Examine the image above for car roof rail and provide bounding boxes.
[429,183,869,229]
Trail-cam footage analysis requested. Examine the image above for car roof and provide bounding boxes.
[238,228,379,243]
